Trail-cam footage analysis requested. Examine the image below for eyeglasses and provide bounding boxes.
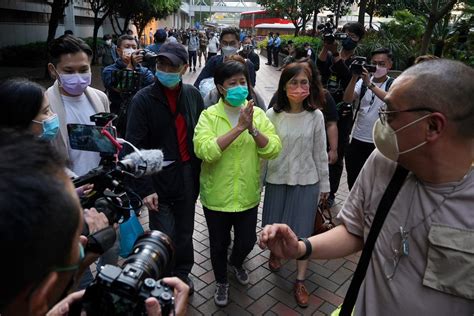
[54,242,85,273]
[287,79,310,89]
[378,105,434,126]
[383,226,409,280]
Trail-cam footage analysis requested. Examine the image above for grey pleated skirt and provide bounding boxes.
[262,183,320,237]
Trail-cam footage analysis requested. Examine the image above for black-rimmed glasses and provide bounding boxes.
[378,106,434,126]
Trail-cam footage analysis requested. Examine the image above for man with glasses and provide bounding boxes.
[259,59,474,315]
[126,42,205,294]
[343,47,394,189]
[316,22,366,208]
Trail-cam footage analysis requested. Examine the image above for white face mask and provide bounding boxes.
[373,65,388,79]
[123,48,135,57]
[106,39,112,46]
[372,114,431,162]
[222,46,238,57]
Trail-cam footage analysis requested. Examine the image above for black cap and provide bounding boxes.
[154,29,167,42]
[157,42,188,66]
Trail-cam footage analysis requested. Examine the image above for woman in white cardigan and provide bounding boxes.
[263,62,329,308]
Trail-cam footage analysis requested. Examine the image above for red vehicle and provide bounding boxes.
[239,10,291,30]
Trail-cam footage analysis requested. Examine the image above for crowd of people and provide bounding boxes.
[0,21,473,316]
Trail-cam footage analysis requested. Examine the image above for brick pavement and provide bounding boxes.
[136,54,360,315]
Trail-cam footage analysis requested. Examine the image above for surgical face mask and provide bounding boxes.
[57,71,91,96]
[222,45,238,57]
[223,85,248,107]
[32,113,59,141]
[341,37,358,51]
[155,69,181,88]
[374,65,388,78]
[286,86,310,104]
[372,114,431,161]
[123,48,135,57]
[105,39,112,46]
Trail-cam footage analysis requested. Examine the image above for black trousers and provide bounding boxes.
[188,50,197,69]
[272,47,280,66]
[207,52,217,61]
[266,46,273,65]
[204,206,258,283]
[329,113,353,199]
[345,138,375,190]
[149,164,196,279]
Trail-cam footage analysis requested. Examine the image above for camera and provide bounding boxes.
[350,56,377,75]
[320,21,348,44]
[137,49,158,63]
[71,230,176,316]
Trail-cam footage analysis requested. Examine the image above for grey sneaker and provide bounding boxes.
[231,265,249,285]
[214,282,229,307]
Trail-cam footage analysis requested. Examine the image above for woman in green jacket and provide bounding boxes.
[193,58,281,307]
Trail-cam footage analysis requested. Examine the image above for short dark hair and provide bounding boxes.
[103,34,112,41]
[117,34,136,48]
[0,78,45,130]
[220,27,240,42]
[48,35,93,66]
[371,47,392,60]
[342,22,365,40]
[0,131,80,310]
[274,62,317,113]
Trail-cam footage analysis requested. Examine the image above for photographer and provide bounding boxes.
[316,22,365,207]
[239,36,260,72]
[343,48,394,190]
[0,132,190,316]
[102,35,155,116]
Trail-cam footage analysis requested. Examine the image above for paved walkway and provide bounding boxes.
[138,54,359,315]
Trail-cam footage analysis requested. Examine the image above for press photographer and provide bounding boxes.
[343,48,394,190]
[102,35,155,136]
[316,22,365,207]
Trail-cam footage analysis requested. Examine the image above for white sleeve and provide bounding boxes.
[354,79,363,99]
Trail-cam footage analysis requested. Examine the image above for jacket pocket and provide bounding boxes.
[423,224,474,300]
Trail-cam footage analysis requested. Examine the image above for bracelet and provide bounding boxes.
[368,82,376,89]
[297,237,312,260]
[248,127,259,137]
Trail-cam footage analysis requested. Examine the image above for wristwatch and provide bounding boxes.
[297,237,312,260]
[249,127,259,137]
[368,82,376,89]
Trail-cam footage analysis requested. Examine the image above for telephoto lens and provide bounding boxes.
[73,230,176,316]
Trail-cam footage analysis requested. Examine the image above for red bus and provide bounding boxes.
[239,10,291,30]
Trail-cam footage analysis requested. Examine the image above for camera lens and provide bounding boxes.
[123,230,175,280]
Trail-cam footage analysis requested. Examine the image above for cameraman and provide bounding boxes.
[0,132,190,316]
[102,35,155,116]
[343,48,394,190]
[316,22,365,207]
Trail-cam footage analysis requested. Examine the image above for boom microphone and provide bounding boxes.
[119,149,164,177]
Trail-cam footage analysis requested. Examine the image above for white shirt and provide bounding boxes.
[337,150,474,315]
[265,108,329,191]
[208,36,219,53]
[352,78,389,143]
[62,94,101,176]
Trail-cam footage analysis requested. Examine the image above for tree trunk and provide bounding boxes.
[92,22,101,64]
[369,11,373,29]
[335,0,342,28]
[313,9,318,35]
[44,0,69,78]
[420,17,437,54]
[358,0,367,25]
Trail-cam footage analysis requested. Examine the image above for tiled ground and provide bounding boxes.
[135,54,359,315]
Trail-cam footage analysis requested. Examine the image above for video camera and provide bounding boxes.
[70,113,164,252]
[137,49,158,64]
[349,56,377,75]
[70,230,176,316]
[320,21,348,44]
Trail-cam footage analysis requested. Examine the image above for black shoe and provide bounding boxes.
[265,63,271,65]
[272,64,278,67]
[180,276,194,296]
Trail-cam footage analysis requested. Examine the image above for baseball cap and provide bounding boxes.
[157,42,188,66]
[154,29,167,42]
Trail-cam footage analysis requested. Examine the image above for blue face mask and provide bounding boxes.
[342,37,358,51]
[155,69,181,88]
[32,113,59,141]
[223,85,248,107]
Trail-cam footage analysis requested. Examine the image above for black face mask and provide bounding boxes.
[342,37,358,51]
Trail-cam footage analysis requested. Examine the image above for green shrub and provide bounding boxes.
[258,35,321,54]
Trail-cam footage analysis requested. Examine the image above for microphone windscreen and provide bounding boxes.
[123,149,164,176]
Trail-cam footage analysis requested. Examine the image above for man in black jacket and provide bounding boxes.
[316,22,365,207]
[126,42,204,294]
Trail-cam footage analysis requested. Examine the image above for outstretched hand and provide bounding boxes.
[258,224,300,259]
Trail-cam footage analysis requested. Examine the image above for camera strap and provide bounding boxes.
[353,76,394,123]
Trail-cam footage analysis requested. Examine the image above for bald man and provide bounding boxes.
[259,59,474,315]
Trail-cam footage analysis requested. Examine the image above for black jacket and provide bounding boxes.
[194,55,256,88]
[317,54,356,104]
[125,81,204,202]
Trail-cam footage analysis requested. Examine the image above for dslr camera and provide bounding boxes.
[350,56,377,75]
[71,230,176,316]
[137,49,158,64]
